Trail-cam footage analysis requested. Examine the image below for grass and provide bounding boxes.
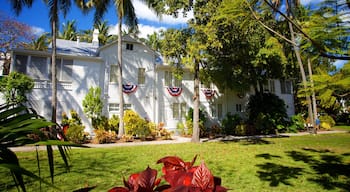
[1,133,350,192]
[332,125,350,132]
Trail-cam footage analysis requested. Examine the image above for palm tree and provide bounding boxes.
[260,0,315,131]
[88,0,160,138]
[59,20,78,40]
[80,29,93,43]
[25,33,50,51]
[94,20,113,46]
[10,0,87,126]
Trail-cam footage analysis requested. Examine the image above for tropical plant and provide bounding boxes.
[62,110,86,143]
[9,0,88,125]
[0,103,78,191]
[25,33,50,51]
[288,113,305,133]
[59,20,78,41]
[87,0,161,138]
[319,114,336,130]
[82,87,103,128]
[247,93,288,134]
[123,110,151,138]
[108,155,228,192]
[0,71,34,104]
[221,113,242,135]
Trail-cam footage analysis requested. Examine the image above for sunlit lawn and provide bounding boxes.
[332,125,350,132]
[1,133,350,191]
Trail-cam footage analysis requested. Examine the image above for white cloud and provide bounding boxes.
[132,0,193,25]
[108,24,166,39]
[31,26,46,36]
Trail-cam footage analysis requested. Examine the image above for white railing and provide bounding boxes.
[34,80,72,90]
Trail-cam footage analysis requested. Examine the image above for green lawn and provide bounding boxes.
[1,133,350,192]
[332,125,350,132]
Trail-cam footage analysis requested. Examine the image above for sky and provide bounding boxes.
[1,0,347,68]
[1,0,193,39]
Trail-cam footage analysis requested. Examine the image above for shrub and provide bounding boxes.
[93,129,117,144]
[108,155,228,192]
[221,113,242,135]
[288,114,305,133]
[186,108,207,137]
[319,115,336,130]
[123,110,151,138]
[108,114,119,132]
[247,93,288,134]
[62,110,86,143]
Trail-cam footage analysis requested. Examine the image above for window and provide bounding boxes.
[172,102,186,119]
[126,43,133,50]
[109,103,131,112]
[138,68,145,84]
[110,65,118,83]
[58,59,73,81]
[280,80,292,94]
[14,55,28,73]
[29,56,48,80]
[263,80,275,93]
[236,104,243,112]
[164,71,182,87]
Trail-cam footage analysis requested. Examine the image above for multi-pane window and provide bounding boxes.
[126,43,133,50]
[164,71,182,87]
[138,68,145,84]
[280,80,292,94]
[109,103,131,112]
[172,102,186,119]
[14,55,28,73]
[263,80,275,93]
[29,56,49,80]
[110,65,118,83]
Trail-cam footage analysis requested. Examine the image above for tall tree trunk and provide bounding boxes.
[51,1,57,126]
[287,17,314,132]
[117,16,124,138]
[192,60,200,143]
[308,58,318,134]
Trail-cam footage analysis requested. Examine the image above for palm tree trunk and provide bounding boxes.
[51,1,58,125]
[288,21,314,132]
[308,58,318,134]
[117,16,124,138]
[192,59,200,142]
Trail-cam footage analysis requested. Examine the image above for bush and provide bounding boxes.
[319,115,336,130]
[288,114,305,133]
[93,129,117,144]
[123,110,151,138]
[108,114,119,132]
[221,113,242,135]
[247,93,288,134]
[62,110,86,143]
[185,108,207,137]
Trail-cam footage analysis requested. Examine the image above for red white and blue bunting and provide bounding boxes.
[122,84,138,94]
[167,87,182,97]
[202,89,216,99]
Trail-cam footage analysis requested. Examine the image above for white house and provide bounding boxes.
[8,31,295,134]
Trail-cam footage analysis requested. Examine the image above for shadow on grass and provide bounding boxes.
[256,149,350,190]
[256,162,303,186]
[219,138,273,145]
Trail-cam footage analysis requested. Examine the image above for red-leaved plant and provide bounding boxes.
[108,155,228,192]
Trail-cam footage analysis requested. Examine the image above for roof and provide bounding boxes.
[49,39,98,56]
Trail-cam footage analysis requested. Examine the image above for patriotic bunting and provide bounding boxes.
[167,87,182,97]
[202,89,216,99]
[122,84,138,94]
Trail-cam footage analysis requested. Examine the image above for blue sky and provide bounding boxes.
[1,0,347,68]
[1,0,192,39]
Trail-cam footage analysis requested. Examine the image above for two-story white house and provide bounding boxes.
[8,30,295,134]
